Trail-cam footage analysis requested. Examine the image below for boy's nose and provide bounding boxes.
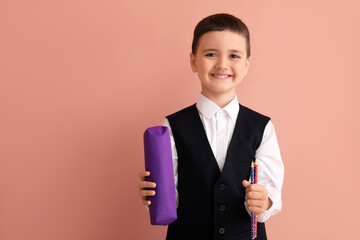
[215,57,229,70]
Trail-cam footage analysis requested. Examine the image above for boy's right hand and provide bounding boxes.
[138,171,156,206]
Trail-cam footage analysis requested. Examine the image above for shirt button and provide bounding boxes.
[219,184,226,190]
[219,227,225,235]
[219,205,226,211]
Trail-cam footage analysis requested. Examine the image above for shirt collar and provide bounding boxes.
[196,93,239,121]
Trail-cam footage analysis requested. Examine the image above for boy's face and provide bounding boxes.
[190,30,251,100]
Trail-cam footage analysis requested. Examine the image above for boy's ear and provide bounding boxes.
[190,52,197,73]
[244,56,251,75]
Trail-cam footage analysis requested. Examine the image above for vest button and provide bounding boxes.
[219,205,226,211]
[219,227,225,235]
[219,184,226,190]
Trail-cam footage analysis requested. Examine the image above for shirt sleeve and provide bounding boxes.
[162,118,179,208]
[244,120,284,222]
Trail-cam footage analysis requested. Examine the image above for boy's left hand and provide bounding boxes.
[242,180,272,215]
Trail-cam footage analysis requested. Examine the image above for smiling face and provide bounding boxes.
[190,30,251,101]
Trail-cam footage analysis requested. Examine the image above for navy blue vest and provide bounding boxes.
[165,104,270,240]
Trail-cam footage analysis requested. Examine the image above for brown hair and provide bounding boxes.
[191,13,251,57]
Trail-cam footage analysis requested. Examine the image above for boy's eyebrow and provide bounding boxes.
[202,48,218,52]
[231,49,244,55]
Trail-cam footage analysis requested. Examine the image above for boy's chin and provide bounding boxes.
[202,88,237,97]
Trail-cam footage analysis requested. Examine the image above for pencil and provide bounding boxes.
[254,159,258,238]
[250,161,256,239]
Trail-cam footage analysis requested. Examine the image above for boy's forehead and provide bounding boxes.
[197,30,247,51]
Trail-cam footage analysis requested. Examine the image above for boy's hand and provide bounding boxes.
[242,180,272,215]
[138,171,156,206]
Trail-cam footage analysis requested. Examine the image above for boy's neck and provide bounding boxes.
[201,91,236,108]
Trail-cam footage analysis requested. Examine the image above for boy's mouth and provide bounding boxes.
[210,73,232,79]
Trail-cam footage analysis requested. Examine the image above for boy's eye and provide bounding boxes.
[230,54,240,59]
[205,53,216,57]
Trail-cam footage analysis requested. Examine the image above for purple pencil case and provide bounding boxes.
[143,126,177,225]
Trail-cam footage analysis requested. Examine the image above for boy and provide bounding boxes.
[139,13,284,240]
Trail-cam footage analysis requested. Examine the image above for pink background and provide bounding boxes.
[1,0,359,239]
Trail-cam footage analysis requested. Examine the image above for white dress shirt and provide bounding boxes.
[162,94,284,222]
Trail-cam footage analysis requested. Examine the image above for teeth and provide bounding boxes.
[212,74,230,78]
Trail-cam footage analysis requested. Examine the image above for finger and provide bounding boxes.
[246,191,268,201]
[139,181,156,190]
[245,184,267,193]
[141,189,156,196]
[246,199,266,208]
[242,180,250,188]
[139,171,150,180]
[139,190,156,197]
[142,199,152,206]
